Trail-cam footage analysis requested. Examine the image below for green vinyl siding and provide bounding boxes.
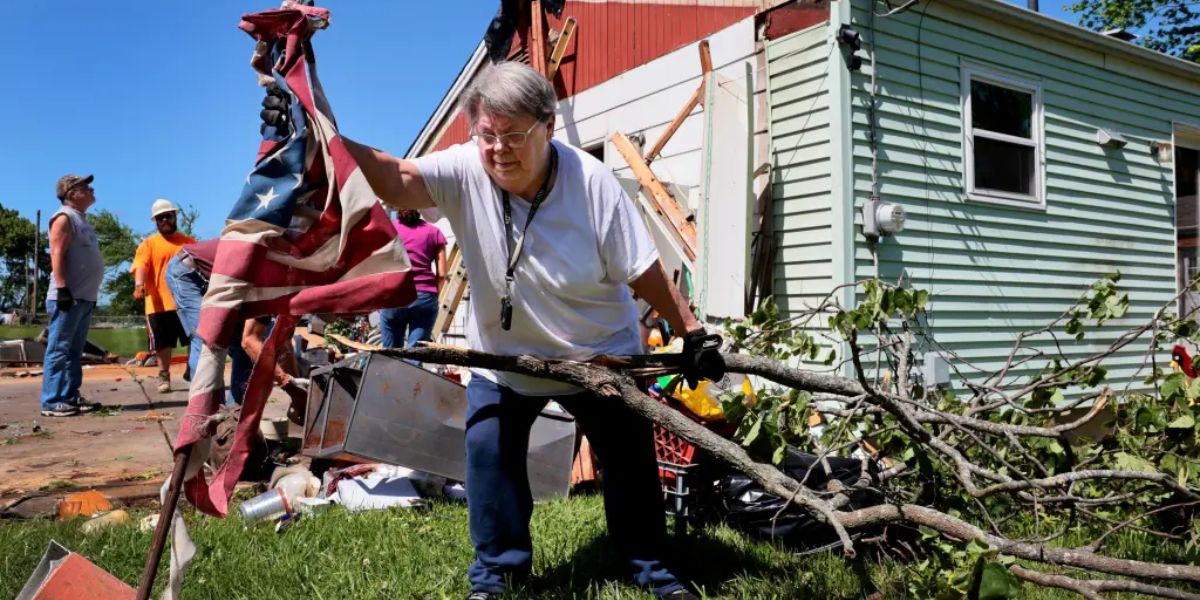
[844,0,1200,391]
[766,22,835,316]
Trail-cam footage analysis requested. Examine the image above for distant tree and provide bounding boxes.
[0,204,49,311]
[90,209,142,316]
[177,203,200,239]
[99,271,139,316]
[1070,0,1200,62]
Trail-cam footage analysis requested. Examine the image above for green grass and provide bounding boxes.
[2,494,1189,600]
[0,325,185,359]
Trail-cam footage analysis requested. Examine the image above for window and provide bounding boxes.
[962,66,1043,207]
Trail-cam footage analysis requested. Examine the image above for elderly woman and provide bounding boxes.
[265,61,721,600]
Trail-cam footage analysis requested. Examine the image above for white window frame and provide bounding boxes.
[961,64,1045,209]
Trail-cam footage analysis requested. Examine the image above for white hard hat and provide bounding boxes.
[150,198,178,220]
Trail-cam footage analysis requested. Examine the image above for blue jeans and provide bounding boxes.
[464,377,682,596]
[166,254,252,405]
[40,299,96,409]
[379,291,439,350]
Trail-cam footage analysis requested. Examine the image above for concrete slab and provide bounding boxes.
[0,362,292,505]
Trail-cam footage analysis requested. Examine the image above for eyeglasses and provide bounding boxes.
[470,120,543,149]
[155,213,176,222]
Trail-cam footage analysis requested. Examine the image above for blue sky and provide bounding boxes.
[0,1,1076,240]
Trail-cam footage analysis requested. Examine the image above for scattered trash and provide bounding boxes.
[31,421,42,433]
[270,465,321,500]
[81,510,130,534]
[240,488,291,522]
[443,482,467,501]
[131,411,173,422]
[92,405,123,417]
[260,417,289,441]
[328,465,428,511]
[57,490,113,521]
[239,466,321,523]
[15,540,134,600]
[275,511,303,534]
[120,469,161,482]
[138,514,159,533]
[293,496,333,515]
[0,339,46,365]
[305,352,575,499]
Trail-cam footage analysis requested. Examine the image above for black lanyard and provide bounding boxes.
[499,146,558,330]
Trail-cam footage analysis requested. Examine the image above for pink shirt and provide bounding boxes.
[393,220,447,294]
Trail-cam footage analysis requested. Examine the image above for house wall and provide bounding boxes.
[844,0,1200,387]
[765,22,836,316]
[426,1,762,153]
[559,17,761,194]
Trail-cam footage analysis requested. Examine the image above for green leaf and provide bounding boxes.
[1164,372,1188,401]
[1065,316,1084,340]
[1114,451,1158,474]
[742,416,763,448]
[893,288,913,314]
[772,444,787,465]
[1169,414,1196,430]
[914,289,930,311]
[976,561,1021,599]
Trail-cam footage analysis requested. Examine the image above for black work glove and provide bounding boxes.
[56,287,74,311]
[259,83,291,136]
[681,329,725,389]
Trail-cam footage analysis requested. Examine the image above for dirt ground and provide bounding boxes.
[0,362,292,514]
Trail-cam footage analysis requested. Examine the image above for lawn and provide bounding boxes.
[1,494,1187,599]
[0,324,184,359]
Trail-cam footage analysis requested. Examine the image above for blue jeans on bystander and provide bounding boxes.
[379,291,439,359]
[166,254,252,405]
[40,299,96,410]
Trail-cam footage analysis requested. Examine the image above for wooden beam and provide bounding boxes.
[698,38,713,78]
[546,16,577,81]
[611,132,698,261]
[643,86,703,165]
[529,0,548,77]
[643,40,713,164]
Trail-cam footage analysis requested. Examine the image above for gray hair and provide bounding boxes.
[460,62,556,126]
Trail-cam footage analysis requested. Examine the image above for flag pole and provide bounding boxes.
[135,447,192,600]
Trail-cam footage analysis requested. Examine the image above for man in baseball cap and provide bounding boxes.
[41,174,104,416]
[55,174,94,202]
[132,198,196,392]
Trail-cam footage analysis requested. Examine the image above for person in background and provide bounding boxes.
[131,199,195,393]
[164,239,253,406]
[379,208,447,352]
[40,174,104,417]
[240,317,308,424]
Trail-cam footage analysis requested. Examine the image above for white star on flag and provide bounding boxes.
[256,186,278,210]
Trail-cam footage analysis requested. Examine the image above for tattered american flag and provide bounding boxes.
[174,2,415,517]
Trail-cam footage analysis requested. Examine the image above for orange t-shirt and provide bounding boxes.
[132,232,196,314]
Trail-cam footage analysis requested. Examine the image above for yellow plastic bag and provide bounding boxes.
[676,380,725,422]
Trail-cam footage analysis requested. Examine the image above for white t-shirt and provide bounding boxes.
[413,140,659,395]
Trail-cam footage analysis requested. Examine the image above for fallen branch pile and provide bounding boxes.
[378,273,1200,599]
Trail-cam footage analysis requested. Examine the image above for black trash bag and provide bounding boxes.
[718,447,883,551]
